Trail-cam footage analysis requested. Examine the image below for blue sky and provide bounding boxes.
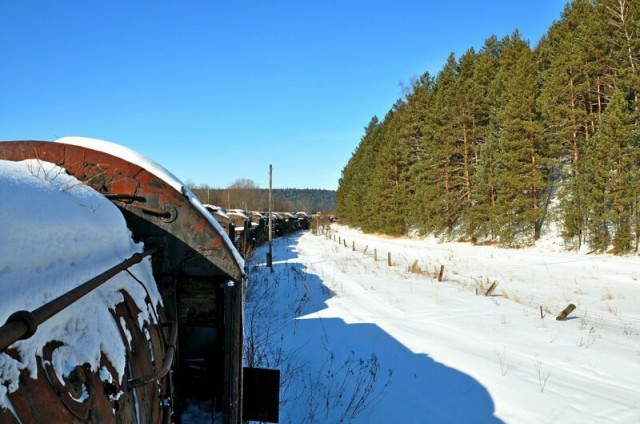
[1,1,568,190]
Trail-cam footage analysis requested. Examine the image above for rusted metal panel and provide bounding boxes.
[2,288,169,423]
[115,291,161,423]
[0,408,20,424]
[6,344,98,423]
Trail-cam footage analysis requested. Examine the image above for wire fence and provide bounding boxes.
[308,225,640,337]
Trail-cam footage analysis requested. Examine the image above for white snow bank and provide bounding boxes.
[55,137,244,270]
[244,227,640,423]
[0,159,162,410]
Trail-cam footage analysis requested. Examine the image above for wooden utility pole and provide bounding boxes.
[267,164,273,269]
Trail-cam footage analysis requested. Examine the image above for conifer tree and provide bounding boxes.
[374,102,409,235]
[463,37,503,240]
[413,54,461,234]
[583,90,636,252]
[536,0,603,247]
[337,116,380,229]
[403,72,434,231]
[490,32,546,244]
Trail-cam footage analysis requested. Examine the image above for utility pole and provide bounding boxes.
[267,164,273,269]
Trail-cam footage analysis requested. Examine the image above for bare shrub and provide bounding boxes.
[533,358,550,392]
[601,290,615,301]
[245,253,392,423]
[496,347,509,376]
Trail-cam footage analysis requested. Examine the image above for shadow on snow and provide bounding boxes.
[246,233,503,424]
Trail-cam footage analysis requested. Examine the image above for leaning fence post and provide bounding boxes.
[485,281,499,296]
[437,265,445,282]
[556,304,576,321]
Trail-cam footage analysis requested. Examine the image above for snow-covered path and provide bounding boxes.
[246,227,640,423]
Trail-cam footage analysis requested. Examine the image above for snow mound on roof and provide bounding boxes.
[0,159,162,410]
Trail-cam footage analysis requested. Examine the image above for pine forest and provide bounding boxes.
[336,0,640,253]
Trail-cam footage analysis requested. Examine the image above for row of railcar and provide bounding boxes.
[203,206,312,256]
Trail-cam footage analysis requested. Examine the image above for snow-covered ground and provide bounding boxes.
[245,225,640,423]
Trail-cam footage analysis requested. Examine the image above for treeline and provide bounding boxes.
[273,188,336,212]
[337,0,640,253]
[190,184,336,213]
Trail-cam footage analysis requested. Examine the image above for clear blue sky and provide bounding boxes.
[1,0,568,190]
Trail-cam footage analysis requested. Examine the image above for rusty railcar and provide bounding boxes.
[204,205,237,247]
[0,138,248,423]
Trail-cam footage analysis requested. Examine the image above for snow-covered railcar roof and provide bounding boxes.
[56,137,245,270]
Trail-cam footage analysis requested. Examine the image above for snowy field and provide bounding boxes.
[245,225,640,424]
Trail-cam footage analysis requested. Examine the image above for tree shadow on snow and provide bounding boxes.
[248,235,504,424]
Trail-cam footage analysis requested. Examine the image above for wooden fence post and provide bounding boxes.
[485,281,499,296]
[556,304,576,321]
[388,252,392,266]
[437,265,445,282]
[374,248,377,261]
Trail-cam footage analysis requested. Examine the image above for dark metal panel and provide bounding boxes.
[222,281,244,424]
[177,278,219,326]
[242,367,280,423]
